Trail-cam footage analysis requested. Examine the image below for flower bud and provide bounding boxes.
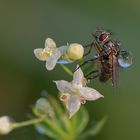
[0,116,13,135]
[67,43,84,60]
[34,98,54,117]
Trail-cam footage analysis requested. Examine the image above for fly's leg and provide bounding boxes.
[84,41,103,57]
[74,58,98,72]
[83,42,94,57]
[85,70,99,80]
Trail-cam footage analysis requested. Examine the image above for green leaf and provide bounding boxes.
[33,96,69,139]
[80,116,108,139]
[48,96,70,132]
[48,96,63,117]
[78,58,84,65]
[35,123,61,140]
[44,118,68,140]
[59,64,73,76]
[72,107,89,135]
[84,64,95,74]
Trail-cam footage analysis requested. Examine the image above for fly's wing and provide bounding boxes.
[112,54,119,87]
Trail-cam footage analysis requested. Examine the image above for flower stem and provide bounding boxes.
[60,64,73,76]
[12,117,45,129]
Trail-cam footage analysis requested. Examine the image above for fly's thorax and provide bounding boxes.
[93,28,111,45]
[103,41,120,56]
[98,32,110,44]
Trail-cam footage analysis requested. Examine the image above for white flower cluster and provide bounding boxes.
[34,38,84,70]
[34,37,104,118]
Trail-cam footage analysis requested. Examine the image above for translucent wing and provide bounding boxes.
[118,51,132,68]
[45,38,56,49]
[45,49,61,70]
[112,54,119,87]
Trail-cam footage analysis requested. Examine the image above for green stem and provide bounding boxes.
[60,64,73,76]
[12,117,45,129]
[78,58,84,65]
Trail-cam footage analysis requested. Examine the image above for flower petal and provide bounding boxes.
[66,95,81,118]
[58,45,69,54]
[34,48,47,61]
[45,38,56,49]
[45,50,61,70]
[79,87,104,101]
[72,66,85,87]
[54,80,73,94]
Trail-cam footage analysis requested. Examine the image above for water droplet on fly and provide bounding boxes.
[118,51,132,68]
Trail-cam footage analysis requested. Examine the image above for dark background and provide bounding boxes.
[0,0,139,139]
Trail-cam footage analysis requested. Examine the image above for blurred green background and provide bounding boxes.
[0,0,139,139]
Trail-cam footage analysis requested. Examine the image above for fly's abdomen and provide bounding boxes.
[99,58,112,82]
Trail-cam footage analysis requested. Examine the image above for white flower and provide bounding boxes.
[54,66,104,118]
[0,116,13,135]
[34,38,62,71]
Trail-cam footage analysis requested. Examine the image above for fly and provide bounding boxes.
[77,28,132,87]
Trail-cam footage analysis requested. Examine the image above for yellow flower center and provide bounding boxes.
[72,88,79,95]
[39,48,55,60]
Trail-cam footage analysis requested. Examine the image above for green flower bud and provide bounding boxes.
[67,43,84,60]
[34,98,54,117]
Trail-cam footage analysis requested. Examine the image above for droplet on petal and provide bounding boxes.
[57,60,69,64]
